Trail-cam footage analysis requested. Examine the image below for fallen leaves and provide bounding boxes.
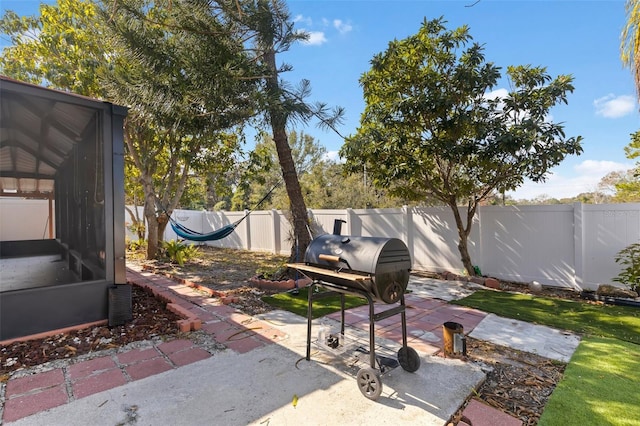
[459,337,566,425]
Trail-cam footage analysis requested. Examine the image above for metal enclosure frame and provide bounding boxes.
[0,76,129,340]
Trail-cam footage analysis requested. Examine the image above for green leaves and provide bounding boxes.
[343,17,583,205]
[0,0,106,95]
[613,242,640,293]
[342,17,583,274]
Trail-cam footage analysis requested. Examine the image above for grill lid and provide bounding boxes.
[303,234,411,303]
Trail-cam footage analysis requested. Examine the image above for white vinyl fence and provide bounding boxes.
[3,198,638,291]
[141,203,640,291]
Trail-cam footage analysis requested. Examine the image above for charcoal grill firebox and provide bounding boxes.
[287,225,421,400]
[304,234,411,304]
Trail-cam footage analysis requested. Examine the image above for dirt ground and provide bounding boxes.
[2,246,573,424]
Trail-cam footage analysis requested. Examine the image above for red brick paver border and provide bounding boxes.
[461,399,522,426]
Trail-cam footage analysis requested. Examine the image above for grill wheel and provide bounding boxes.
[397,346,421,372]
[356,367,383,400]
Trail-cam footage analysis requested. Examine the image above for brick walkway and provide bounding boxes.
[0,267,522,425]
[327,295,487,356]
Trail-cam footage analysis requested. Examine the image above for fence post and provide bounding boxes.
[476,206,483,274]
[244,210,251,251]
[573,202,584,290]
[346,208,354,235]
[271,209,280,254]
[402,205,413,261]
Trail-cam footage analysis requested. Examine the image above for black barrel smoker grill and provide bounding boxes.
[287,224,421,400]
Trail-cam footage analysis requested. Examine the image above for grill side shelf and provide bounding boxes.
[286,263,372,283]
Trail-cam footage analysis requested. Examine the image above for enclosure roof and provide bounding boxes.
[0,75,125,198]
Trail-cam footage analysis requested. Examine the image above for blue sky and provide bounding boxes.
[2,0,639,200]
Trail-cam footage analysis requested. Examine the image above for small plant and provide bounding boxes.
[127,221,146,241]
[126,238,146,252]
[161,239,200,266]
[256,264,288,281]
[613,242,640,295]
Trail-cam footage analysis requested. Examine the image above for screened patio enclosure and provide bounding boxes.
[0,76,130,341]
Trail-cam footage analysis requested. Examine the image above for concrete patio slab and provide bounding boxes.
[407,276,481,301]
[8,342,485,426]
[469,313,581,362]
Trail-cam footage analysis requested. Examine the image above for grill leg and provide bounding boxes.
[401,294,408,349]
[367,293,376,369]
[340,293,345,335]
[306,281,315,361]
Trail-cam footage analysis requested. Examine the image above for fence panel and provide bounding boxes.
[480,205,576,288]
[582,204,640,289]
[354,208,404,239]
[411,207,471,273]
[308,209,348,236]
[245,210,273,252]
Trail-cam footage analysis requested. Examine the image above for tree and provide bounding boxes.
[101,0,262,258]
[622,0,640,99]
[0,0,106,96]
[613,130,640,201]
[229,0,344,259]
[233,130,326,210]
[242,0,312,259]
[301,162,407,209]
[341,18,583,275]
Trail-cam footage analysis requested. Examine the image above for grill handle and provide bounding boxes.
[318,253,352,270]
[318,254,341,263]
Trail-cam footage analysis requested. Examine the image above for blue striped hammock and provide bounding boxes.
[169,219,238,242]
[166,180,281,242]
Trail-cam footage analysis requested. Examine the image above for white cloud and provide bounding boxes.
[324,151,341,162]
[333,19,353,34]
[507,160,634,200]
[484,88,508,100]
[293,14,313,26]
[593,94,636,118]
[302,31,328,46]
[574,160,629,175]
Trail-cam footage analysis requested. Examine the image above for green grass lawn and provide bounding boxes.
[453,290,640,424]
[538,336,640,426]
[451,290,640,344]
[262,287,368,318]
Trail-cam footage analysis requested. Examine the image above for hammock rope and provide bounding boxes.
[167,180,281,242]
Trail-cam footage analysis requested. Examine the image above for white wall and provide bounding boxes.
[0,198,53,241]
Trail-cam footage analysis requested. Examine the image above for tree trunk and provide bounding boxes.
[142,177,159,260]
[263,49,311,260]
[448,201,476,276]
[157,213,169,243]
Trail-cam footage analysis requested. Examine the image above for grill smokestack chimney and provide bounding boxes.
[332,219,346,235]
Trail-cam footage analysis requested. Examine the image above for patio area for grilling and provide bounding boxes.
[1,268,581,425]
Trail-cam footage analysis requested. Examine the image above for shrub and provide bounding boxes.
[613,242,640,294]
[126,238,146,252]
[161,239,200,266]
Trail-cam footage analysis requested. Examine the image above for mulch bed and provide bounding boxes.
[1,284,182,377]
[451,337,566,426]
